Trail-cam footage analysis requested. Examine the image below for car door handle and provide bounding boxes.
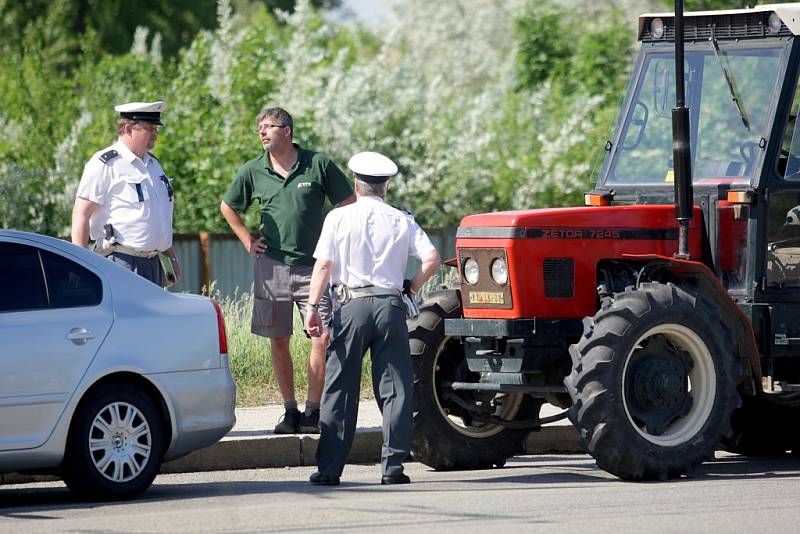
[66,327,96,345]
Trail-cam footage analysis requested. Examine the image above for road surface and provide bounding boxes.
[2,453,800,533]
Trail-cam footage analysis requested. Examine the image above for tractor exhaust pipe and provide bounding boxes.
[673,0,692,259]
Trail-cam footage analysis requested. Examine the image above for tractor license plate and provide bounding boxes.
[469,291,504,304]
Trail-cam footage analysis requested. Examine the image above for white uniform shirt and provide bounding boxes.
[76,140,174,252]
[314,195,436,289]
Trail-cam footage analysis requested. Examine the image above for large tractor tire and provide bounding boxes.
[722,392,800,456]
[409,289,539,470]
[565,282,740,480]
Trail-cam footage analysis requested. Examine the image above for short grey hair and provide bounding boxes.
[116,117,138,136]
[255,106,293,136]
[355,177,389,197]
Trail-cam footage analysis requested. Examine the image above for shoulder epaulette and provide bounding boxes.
[393,205,413,216]
[147,152,160,163]
[99,149,120,165]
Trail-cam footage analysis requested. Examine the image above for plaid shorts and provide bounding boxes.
[251,254,332,338]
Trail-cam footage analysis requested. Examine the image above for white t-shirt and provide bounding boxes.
[76,140,174,252]
[314,195,436,289]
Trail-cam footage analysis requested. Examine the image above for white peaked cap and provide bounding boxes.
[347,151,398,183]
[114,101,165,125]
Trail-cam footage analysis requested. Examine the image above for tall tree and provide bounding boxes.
[261,0,340,13]
[0,0,341,60]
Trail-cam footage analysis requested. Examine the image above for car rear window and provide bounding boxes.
[41,249,102,308]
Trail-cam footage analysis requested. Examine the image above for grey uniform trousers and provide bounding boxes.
[107,252,166,287]
[316,294,413,478]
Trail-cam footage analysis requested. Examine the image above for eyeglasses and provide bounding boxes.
[132,124,160,134]
[254,123,286,133]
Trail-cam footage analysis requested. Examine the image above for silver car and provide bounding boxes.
[0,230,236,500]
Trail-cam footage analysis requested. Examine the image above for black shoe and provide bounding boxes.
[298,409,320,434]
[274,408,301,434]
[309,471,340,486]
[381,473,411,485]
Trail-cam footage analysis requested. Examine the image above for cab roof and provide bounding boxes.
[638,3,800,40]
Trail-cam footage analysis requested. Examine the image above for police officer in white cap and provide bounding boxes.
[71,101,180,287]
[304,151,441,485]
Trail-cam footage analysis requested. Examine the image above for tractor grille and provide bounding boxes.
[543,258,574,298]
[641,12,792,42]
[458,248,512,309]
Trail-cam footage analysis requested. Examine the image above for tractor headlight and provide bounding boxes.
[463,258,480,285]
[490,258,508,285]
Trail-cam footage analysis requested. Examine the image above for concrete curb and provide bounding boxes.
[1,425,580,486]
[527,425,581,454]
[163,426,581,474]
[161,428,386,473]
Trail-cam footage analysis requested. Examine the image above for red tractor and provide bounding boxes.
[408,2,800,480]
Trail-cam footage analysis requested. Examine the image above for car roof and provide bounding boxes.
[1,229,109,266]
[0,229,170,301]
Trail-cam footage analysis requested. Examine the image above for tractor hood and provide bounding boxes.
[455,204,706,321]
[458,205,702,233]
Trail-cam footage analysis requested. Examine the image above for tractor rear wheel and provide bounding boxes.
[409,289,539,470]
[565,282,740,480]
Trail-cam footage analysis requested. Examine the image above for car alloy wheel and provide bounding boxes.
[89,401,153,483]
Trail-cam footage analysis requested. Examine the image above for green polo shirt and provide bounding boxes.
[223,145,353,266]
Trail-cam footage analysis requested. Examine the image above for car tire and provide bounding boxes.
[409,289,540,470]
[62,383,165,500]
[565,282,740,480]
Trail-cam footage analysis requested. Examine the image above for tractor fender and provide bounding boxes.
[622,253,760,396]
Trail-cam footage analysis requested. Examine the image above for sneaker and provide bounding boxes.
[298,409,320,434]
[274,408,301,434]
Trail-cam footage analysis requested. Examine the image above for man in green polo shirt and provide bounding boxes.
[221,106,355,434]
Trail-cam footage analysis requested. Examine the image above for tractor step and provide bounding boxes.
[768,381,800,392]
[447,381,567,394]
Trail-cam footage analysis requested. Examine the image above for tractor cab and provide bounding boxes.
[599,5,800,387]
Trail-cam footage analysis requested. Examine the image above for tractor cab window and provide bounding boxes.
[606,44,783,187]
[766,191,800,287]
[717,201,750,292]
[779,73,800,180]
[780,113,799,178]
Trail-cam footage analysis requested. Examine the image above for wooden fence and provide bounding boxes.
[169,227,458,297]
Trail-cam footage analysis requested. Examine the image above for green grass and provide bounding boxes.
[214,287,373,406]
[212,265,457,406]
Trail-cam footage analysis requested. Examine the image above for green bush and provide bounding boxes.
[1,0,664,235]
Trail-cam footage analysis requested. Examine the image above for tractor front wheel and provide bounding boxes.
[565,282,740,480]
[409,289,539,470]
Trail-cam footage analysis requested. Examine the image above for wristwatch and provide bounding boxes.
[306,303,320,311]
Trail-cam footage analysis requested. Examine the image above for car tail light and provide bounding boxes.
[211,299,228,355]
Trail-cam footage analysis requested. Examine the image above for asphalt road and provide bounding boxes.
[2,453,800,533]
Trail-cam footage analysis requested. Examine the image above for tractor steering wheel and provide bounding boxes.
[739,141,758,166]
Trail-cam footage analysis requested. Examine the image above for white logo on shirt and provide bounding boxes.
[297,182,312,188]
